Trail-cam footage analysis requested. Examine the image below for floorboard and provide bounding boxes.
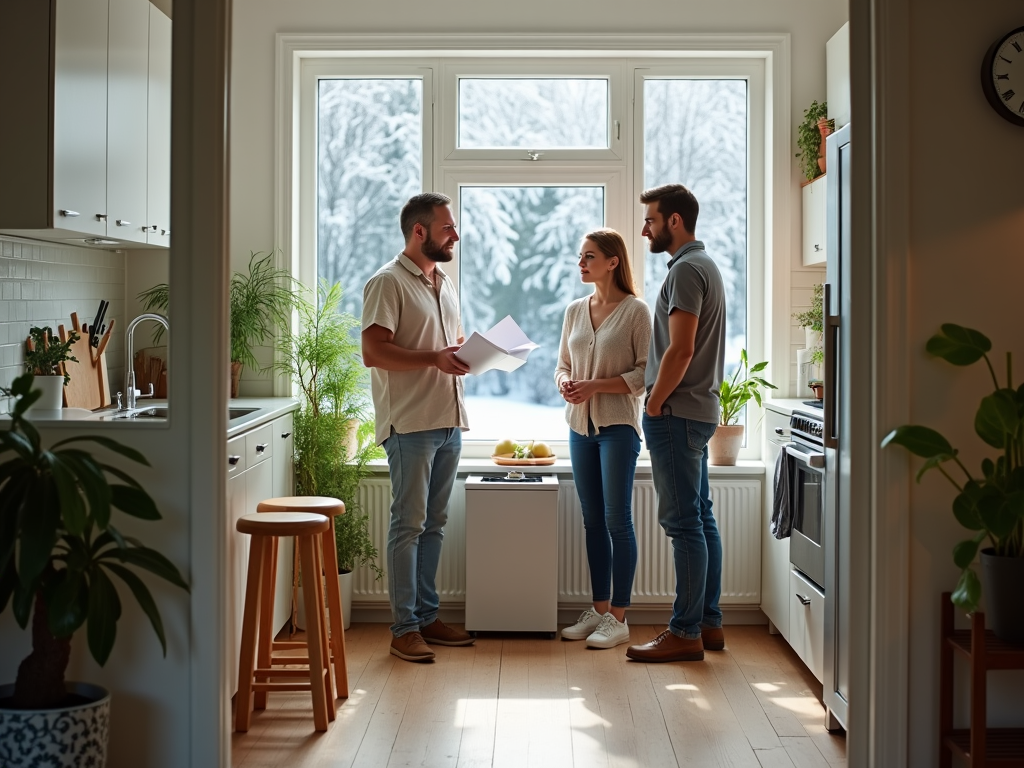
[231,623,846,768]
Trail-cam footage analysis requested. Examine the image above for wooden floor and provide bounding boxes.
[231,623,846,768]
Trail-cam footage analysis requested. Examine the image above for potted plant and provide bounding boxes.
[796,99,833,181]
[0,373,189,766]
[22,326,80,412]
[138,250,296,397]
[881,324,1024,643]
[709,349,778,466]
[274,281,384,629]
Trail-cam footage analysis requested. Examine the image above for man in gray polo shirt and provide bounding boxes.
[362,192,474,662]
[626,183,727,663]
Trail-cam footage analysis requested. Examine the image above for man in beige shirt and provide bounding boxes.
[362,192,474,663]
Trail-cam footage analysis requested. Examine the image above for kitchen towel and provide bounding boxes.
[771,446,793,539]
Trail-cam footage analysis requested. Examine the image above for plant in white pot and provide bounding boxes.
[0,373,189,767]
[881,324,1024,643]
[709,349,777,466]
[22,326,80,412]
[273,281,383,630]
[793,283,824,395]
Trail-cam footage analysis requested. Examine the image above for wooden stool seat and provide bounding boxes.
[257,496,345,518]
[236,511,329,537]
[234,511,335,733]
[254,496,350,708]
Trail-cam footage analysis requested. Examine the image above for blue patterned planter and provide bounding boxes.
[0,682,110,768]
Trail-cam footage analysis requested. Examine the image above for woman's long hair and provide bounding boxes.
[583,228,636,296]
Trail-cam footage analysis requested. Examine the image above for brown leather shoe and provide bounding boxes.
[390,631,435,662]
[701,625,725,651]
[626,629,704,662]
[420,618,475,646]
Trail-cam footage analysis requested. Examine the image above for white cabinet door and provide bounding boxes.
[270,413,295,633]
[106,0,150,244]
[801,175,827,266]
[762,410,791,639]
[225,434,247,698]
[146,6,171,246]
[789,568,825,682]
[53,0,108,236]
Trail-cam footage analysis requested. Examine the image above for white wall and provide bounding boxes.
[905,0,1024,762]
[230,0,848,396]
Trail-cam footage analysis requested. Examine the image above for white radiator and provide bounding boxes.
[353,475,761,607]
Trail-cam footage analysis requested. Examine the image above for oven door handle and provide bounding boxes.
[785,444,825,469]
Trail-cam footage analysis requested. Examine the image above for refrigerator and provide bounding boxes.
[823,121,851,732]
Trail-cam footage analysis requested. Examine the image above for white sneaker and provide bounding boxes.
[561,608,604,640]
[586,613,631,649]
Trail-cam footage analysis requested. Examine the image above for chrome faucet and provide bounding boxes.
[121,313,169,411]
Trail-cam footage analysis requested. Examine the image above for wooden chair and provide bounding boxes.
[234,511,335,733]
[256,496,349,701]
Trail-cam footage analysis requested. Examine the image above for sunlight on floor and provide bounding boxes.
[665,683,699,691]
[769,695,827,719]
[753,681,782,692]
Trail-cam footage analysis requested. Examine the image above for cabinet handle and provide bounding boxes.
[795,593,811,606]
[116,219,131,227]
[60,210,80,217]
[281,432,291,438]
[814,243,822,252]
[774,427,790,436]
[255,443,268,453]
[161,229,170,236]
[96,214,107,221]
[228,455,241,465]
[147,224,158,232]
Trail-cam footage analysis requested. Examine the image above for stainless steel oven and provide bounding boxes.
[786,410,826,590]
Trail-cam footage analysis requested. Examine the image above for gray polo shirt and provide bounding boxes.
[645,240,726,424]
[362,253,468,446]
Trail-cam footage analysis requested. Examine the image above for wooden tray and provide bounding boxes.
[491,453,557,466]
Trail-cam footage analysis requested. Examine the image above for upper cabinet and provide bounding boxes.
[801,174,826,267]
[0,0,171,249]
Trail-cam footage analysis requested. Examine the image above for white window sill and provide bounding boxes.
[366,457,766,478]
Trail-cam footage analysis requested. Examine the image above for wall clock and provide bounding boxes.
[981,25,1024,126]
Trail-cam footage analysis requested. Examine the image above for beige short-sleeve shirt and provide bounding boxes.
[362,254,468,446]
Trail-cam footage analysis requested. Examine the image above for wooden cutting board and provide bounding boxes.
[59,313,112,410]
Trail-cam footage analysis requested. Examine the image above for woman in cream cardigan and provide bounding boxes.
[555,228,651,649]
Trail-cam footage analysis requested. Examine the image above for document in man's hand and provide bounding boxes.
[454,315,540,375]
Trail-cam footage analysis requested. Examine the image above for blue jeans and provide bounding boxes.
[382,427,462,637]
[569,423,640,608]
[642,412,722,639]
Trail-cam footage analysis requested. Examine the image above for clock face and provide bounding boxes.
[982,26,1024,126]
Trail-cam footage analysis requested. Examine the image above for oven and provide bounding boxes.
[786,410,826,590]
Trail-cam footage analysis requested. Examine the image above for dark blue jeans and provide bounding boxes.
[642,412,722,639]
[569,423,641,608]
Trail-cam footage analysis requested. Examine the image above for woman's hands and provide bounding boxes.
[560,379,600,404]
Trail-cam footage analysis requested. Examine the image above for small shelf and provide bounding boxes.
[940,592,1024,767]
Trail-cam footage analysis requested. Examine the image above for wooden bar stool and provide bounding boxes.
[234,511,335,733]
[256,496,349,702]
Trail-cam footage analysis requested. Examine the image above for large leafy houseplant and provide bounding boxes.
[0,374,189,710]
[718,349,778,427]
[881,324,1024,614]
[274,281,384,579]
[796,99,831,182]
[138,250,296,396]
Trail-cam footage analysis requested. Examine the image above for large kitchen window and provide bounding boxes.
[299,55,765,457]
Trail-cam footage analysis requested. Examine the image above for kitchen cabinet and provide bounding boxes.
[0,0,171,248]
[802,174,827,266]
[789,568,825,682]
[762,409,791,639]
[146,5,172,246]
[225,414,295,695]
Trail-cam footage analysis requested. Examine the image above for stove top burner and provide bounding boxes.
[801,400,823,409]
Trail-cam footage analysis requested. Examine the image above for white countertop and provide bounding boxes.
[764,398,824,418]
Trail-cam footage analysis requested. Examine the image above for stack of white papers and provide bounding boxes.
[454,315,540,375]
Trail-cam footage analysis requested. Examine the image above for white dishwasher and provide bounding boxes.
[464,474,560,635]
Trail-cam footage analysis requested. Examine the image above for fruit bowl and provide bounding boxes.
[491,453,557,466]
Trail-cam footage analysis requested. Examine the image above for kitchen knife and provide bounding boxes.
[96,318,115,358]
[89,301,105,347]
[91,300,109,348]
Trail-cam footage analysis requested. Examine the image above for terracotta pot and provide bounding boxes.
[816,118,832,174]
[809,382,824,400]
[708,424,744,466]
[230,361,243,398]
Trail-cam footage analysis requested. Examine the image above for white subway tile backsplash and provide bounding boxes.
[0,235,125,398]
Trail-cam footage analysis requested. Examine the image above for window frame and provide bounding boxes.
[283,37,785,462]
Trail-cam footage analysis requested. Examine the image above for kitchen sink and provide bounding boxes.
[133,407,169,418]
[229,407,259,420]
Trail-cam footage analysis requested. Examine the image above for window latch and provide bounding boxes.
[525,150,544,161]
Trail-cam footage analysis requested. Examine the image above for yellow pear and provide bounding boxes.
[493,438,517,456]
[531,441,553,458]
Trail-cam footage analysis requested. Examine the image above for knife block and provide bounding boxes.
[60,314,112,410]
